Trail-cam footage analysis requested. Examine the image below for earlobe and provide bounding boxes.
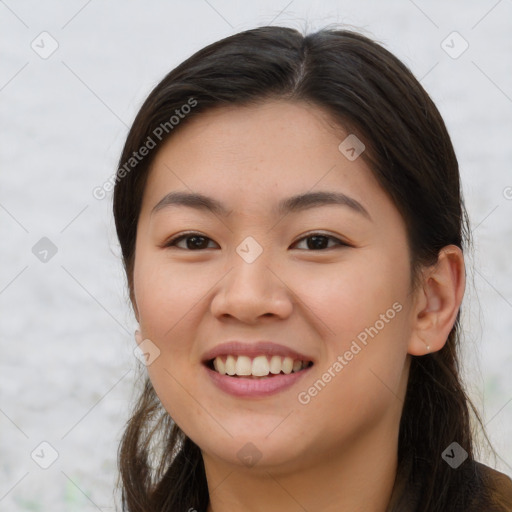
[407,245,466,356]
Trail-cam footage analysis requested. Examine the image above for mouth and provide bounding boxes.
[205,355,314,378]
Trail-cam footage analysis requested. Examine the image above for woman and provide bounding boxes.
[112,26,512,511]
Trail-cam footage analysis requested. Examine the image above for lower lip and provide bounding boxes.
[204,365,313,398]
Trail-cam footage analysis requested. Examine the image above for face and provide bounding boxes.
[133,100,416,474]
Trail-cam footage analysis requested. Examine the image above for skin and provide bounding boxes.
[132,100,465,512]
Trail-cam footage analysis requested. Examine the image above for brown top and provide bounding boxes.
[386,457,512,511]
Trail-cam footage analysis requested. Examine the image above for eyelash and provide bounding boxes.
[163,231,350,251]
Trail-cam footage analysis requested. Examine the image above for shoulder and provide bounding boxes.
[386,458,512,512]
[471,461,512,511]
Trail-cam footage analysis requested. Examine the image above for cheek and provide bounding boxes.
[294,248,410,344]
[133,254,218,435]
[294,303,409,450]
[133,252,200,345]
[292,250,411,411]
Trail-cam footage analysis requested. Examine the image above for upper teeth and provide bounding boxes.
[212,355,309,377]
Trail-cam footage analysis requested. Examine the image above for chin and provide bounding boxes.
[198,432,305,472]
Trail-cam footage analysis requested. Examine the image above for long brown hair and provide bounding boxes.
[113,25,496,511]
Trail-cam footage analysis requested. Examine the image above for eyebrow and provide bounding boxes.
[151,190,371,220]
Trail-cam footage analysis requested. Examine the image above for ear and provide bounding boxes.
[408,245,466,356]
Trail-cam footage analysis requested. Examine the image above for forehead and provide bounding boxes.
[155,100,348,165]
[140,100,389,222]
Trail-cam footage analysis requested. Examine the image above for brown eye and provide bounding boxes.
[292,233,348,251]
[163,232,349,251]
[164,232,218,250]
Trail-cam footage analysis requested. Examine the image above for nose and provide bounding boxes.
[210,253,293,324]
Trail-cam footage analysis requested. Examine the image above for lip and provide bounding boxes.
[201,341,314,364]
[204,363,313,398]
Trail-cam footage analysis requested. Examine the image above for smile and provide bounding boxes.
[208,354,314,378]
[204,357,314,398]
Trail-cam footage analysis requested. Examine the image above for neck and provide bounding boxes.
[203,424,399,512]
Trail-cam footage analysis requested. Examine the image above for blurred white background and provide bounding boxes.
[1,0,511,510]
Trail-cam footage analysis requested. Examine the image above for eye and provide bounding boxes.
[292,233,349,251]
[163,232,218,250]
[163,231,350,251]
